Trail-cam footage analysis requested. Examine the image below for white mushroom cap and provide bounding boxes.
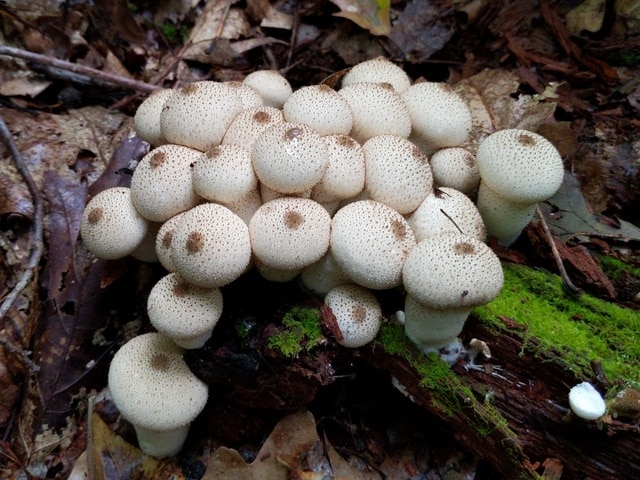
[80,187,149,260]
[324,284,382,348]
[130,144,202,222]
[160,81,243,151]
[362,135,433,214]
[254,260,301,283]
[330,200,416,290]
[299,250,351,297]
[133,88,175,146]
[407,187,486,242]
[338,82,411,144]
[108,332,208,457]
[341,56,411,93]
[402,232,503,310]
[222,186,263,226]
[170,203,252,288]
[568,382,606,420]
[310,134,365,203]
[252,122,329,194]
[260,183,311,203]
[131,221,161,263]
[242,70,293,108]
[249,197,331,271]
[283,84,353,136]
[191,144,257,204]
[224,80,264,109]
[147,273,223,349]
[222,106,285,151]
[402,82,472,154]
[155,211,187,272]
[429,147,480,194]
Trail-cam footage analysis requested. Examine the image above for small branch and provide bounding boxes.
[0,45,159,94]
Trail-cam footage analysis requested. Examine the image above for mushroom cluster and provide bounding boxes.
[81,57,565,456]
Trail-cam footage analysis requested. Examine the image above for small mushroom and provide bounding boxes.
[283,84,353,136]
[155,211,187,272]
[222,106,285,150]
[324,284,382,348]
[429,147,480,195]
[341,56,411,93]
[300,250,351,297]
[568,382,606,421]
[224,80,264,109]
[108,332,208,457]
[242,70,293,108]
[133,88,174,146]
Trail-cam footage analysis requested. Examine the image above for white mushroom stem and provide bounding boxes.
[134,424,191,458]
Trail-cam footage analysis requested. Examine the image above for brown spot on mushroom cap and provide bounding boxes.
[517,132,537,146]
[186,231,204,253]
[206,146,221,158]
[161,230,173,249]
[173,282,189,297]
[284,210,304,229]
[390,219,407,240]
[88,208,103,225]
[151,353,170,371]
[352,305,366,323]
[149,151,166,169]
[284,126,304,142]
[253,110,271,123]
[453,241,475,255]
[338,136,357,148]
[181,83,199,95]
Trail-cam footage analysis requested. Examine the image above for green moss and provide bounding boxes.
[160,22,189,46]
[474,263,640,384]
[267,307,323,358]
[597,255,640,282]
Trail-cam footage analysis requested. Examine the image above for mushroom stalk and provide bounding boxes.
[134,424,191,458]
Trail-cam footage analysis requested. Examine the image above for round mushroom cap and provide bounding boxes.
[108,332,208,432]
[300,251,351,297]
[249,197,331,271]
[160,81,243,151]
[80,187,149,260]
[252,122,329,194]
[133,88,174,146]
[407,187,486,242]
[130,144,202,222]
[568,382,606,420]
[224,80,264,109]
[363,135,433,214]
[147,273,223,349]
[429,147,480,194]
[402,232,503,310]
[341,56,411,93]
[222,106,285,150]
[325,284,382,348]
[130,221,161,263]
[311,134,365,203]
[475,129,564,204]
[171,203,252,288]
[155,211,187,272]
[242,70,293,108]
[191,144,257,204]
[330,200,416,290]
[339,82,411,144]
[402,82,472,153]
[222,186,263,226]
[283,85,353,136]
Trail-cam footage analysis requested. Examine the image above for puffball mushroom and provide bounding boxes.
[401,232,503,353]
[474,129,564,245]
[80,187,149,260]
[224,80,264,109]
[324,284,382,348]
[147,273,223,349]
[242,70,293,108]
[160,81,243,151]
[300,251,351,297]
[222,106,285,150]
[330,200,416,290]
[133,88,174,146]
[171,203,251,288]
[568,382,606,420]
[429,147,480,195]
[108,332,208,458]
[155,211,186,272]
[341,56,411,94]
[283,84,353,136]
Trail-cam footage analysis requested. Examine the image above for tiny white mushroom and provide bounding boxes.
[324,284,382,348]
[299,251,351,297]
[224,80,264,109]
[133,88,175,146]
[341,56,411,93]
[568,382,606,420]
[429,147,480,194]
[283,84,353,136]
[242,70,293,108]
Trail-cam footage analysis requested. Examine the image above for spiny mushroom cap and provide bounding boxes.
[108,332,208,431]
[283,84,353,136]
[242,70,293,108]
[133,88,174,147]
[324,284,382,348]
[429,147,480,194]
[338,82,411,144]
[568,382,606,420]
[475,129,564,204]
[311,134,365,203]
[252,122,329,194]
[147,273,223,349]
[363,134,433,214]
[130,144,202,223]
[341,57,411,93]
[80,187,149,260]
[160,81,243,151]
[330,200,416,290]
[170,203,251,288]
[407,187,486,242]
[402,232,503,310]
[191,144,257,204]
[402,82,472,152]
[155,211,187,272]
[249,197,331,271]
[222,106,285,150]
[224,80,264,109]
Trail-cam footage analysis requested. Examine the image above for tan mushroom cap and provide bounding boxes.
[130,144,202,223]
[222,106,285,150]
[325,284,382,348]
[429,147,480,194]
[341,56,411,93]
[283,84,353,136]
[80,187,149,260]
[330,200,416,290]
[108,332,208,457]
[133,88,174,146]
[160,81,243,151]
[242,70,293,108]
[363,135,433,214]
[171,203,252,288]
[147,273,223,349]
[339,82,411,144]
[249,197,331,271]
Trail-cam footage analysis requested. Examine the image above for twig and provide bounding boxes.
[536,204,583,296]
[0,45,159,94]
[0,113,44,372]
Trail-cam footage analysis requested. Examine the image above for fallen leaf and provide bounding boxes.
[331,0,391,36]
[565,0,606,35]
[0,77,51,97]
